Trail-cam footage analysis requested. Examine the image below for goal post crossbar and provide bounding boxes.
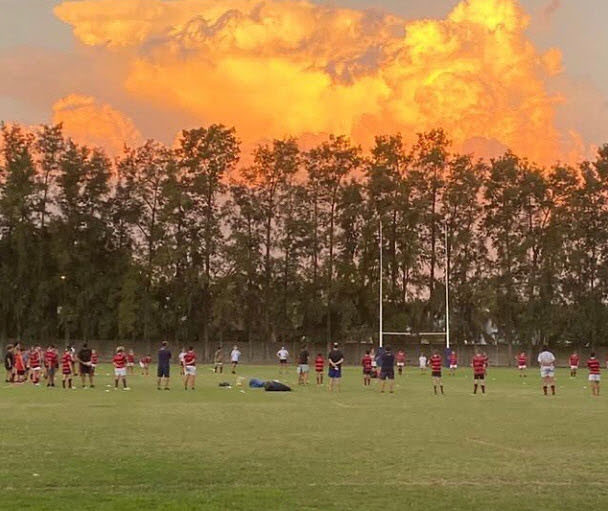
[382,332,446,337]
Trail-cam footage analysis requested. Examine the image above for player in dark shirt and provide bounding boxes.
[4,345,14,383]
[328,343,344,392]
[379,346,395,393]
[77,343,94,388]
[157,341,172,390]
[297,348,310,385]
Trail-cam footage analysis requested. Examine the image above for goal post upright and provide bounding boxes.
[379,218,383,348]
[445,223,450,350]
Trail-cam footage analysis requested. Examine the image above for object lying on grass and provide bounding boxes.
[249,378,266,388]
[218,382,231,387]
[264,381,291,392]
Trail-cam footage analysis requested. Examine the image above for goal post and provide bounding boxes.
[378,219,451,350]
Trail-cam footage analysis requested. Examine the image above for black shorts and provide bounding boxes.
[432,371,442,378]
[363,368,372,375]
[474,374,485,380]
[279,360,287,364]
[80,364,91,374]
[157,366,170,378]
[380,369,394,380]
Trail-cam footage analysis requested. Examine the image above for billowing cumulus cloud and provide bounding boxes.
[52,0,583,164]
[53,94,142,155]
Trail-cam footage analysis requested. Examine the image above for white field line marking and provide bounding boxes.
[467,437,527,455]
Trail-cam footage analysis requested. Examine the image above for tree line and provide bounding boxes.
[1,122,607,357]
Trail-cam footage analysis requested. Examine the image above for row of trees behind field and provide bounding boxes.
[1,122,608,355]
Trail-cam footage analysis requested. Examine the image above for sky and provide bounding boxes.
[0,0,607,165]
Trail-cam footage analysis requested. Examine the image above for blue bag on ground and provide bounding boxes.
[249,378,266,388]
[264,380,291,392]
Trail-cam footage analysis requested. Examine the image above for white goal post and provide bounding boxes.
[378,221,451,349]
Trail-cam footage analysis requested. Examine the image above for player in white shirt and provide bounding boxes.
[419,354,427,374]
[537,346,556,396]
[230,346,241,374]
[276,347,289,375]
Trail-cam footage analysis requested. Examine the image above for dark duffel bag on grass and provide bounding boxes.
[264,381,291,392]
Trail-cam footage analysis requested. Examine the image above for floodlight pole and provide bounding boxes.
[379,218,383,348]
[445,223,450,350]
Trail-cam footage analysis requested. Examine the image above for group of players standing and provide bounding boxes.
[356,346,484,395]
[355,346,602,396]
[3,342,147,390]
[4,340,604,396]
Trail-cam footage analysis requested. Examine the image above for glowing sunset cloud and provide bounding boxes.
[54,0,574,163]
[53,94,142,155]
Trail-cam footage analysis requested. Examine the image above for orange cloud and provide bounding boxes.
[52,94,142,155]
[54,0,573,164]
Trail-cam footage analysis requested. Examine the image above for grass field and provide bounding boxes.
[1,364,608,510]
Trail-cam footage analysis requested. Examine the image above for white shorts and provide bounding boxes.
[450,364,458,369]
[139,361,145,368]
[126,362,134,367]
[570,365,578,370]
[371,361,377,368]
[518,365,526,370]
[589,374,600,382]
[419,364,426,369]
[297,364,309,374]
[115,368,127,377]
[185,365,196,376]
[397,362,405,367]
[540,366,555,378]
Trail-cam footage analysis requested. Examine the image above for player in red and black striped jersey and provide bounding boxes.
[140,355,152,376]
[28,346,42,385]
[362,350,373,386]
[472,350,487,394]
[315,354,324,385]
[429,351,444,395]
[113,347,129,390]
[183,347,196,390]
[587,352,601,396]
[61,347,73,389]
[13,346,25,383]
[516,352,527,378]
[569,352,579,377]
[126,349,136,375]
[44,346,58,387]
[396,350,406,376]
